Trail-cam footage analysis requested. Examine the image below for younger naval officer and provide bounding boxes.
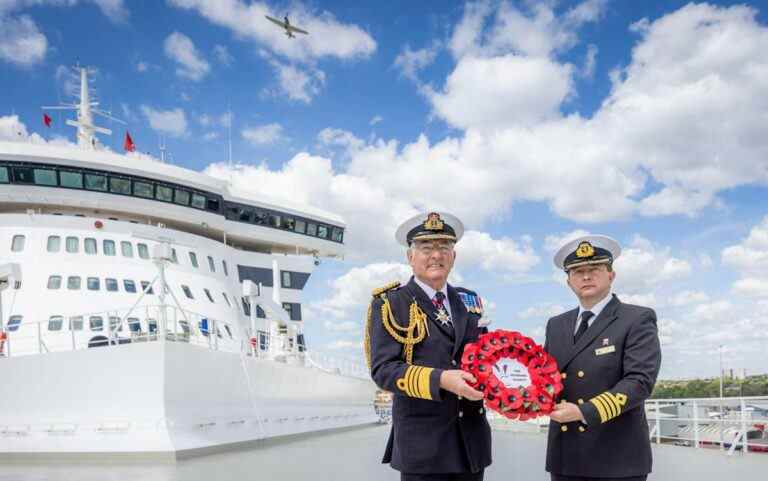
[544,235,661,481]
[365,212,492,481]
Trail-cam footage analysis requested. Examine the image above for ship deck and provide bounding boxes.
[1,425,763,481]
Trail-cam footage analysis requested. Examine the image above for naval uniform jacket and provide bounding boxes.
[368,277,492,474]
[544,294,661,478]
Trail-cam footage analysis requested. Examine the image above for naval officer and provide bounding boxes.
[544,235,661,481]
[365,212,492,481]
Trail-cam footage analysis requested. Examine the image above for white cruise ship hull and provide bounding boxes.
[0,341,378,456]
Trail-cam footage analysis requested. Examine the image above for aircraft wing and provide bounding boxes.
[286,25,309,35]
[265,15,286,27]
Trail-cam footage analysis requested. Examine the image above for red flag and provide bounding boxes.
[124,131,135,152]
[43,113,52,127]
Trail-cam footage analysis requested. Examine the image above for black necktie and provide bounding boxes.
[574,310,594,342]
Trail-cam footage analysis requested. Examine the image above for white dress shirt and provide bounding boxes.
[575,291,613,335]
[413,276,452,320]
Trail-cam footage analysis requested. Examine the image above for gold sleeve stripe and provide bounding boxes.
[598,393,619,419]
[591,396,610,423]
[605,392,625,416]
[396,366,434,400]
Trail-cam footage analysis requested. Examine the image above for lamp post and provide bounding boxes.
[718,344,725,451]
[719,344,724,399]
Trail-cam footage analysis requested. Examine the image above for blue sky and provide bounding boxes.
[3,0,768,380]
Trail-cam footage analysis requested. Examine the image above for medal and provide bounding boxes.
[436,308,452,327]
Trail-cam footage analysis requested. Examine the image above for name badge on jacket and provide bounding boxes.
[595,345,616,356]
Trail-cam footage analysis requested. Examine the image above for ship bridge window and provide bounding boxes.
[206,198,220,212]
[256,306,266,318]
[109,317,122,332]
[191,193,206,209]
[282,217,295,231]
[241,298,251,317]
[11,235,25,252]
[67,276,81,290]
[48,315,64,331]
[294,219,306,234]
[174,189,190,206]
[224,324,232,338]
[66,236,79,253]
[140,281,154,294]
[189,251,199,268]
[133,181,154,199]
[204,288,215,303]
[156,185,173,202]
[222,260,228,277]
[171,248,179,264]
[59,170,83,189]
[137,243,149,259]
[34,168,57,186]
[109,176,131,195]
[124,279,137,293]
[7,315,22,332]
[105,278,118,292]
[47,275,62,289]
[179,320,190,335]
[332,227,344,243]
[269,214,280,228]
[84,173,107,191]
[12,166,34,184]
[127,318,141,332]
[148,319,158,333]
[181,285,194,299]
[306,223,317,236]
[89,316,103,331]
[69,316,83,331]
[87,277,100,291]
[103,239,116,256]
[121,241,134,258]
[0,166,8,183]
[281,271,292,288]
[84,237,97,254]
[222,292,232,307]
[207,256,215,273]
[47,235,61,252]
[317,225,328,239]
[253,211,268,225]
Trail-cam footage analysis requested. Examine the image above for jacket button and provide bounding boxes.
[561,425,568,432]
[451,359,457,366]
[577,399,584,405]
[578,426,585,432]
[458,411,464,418]
[577,371,585,378]
[561,372,567,379]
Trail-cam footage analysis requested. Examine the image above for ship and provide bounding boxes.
[0,67,377,458]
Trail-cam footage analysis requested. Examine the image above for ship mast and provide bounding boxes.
[43,66,123,149]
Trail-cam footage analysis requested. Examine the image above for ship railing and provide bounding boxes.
[645,395,768,455]
[0,306,372,380]
[0,304,244,357]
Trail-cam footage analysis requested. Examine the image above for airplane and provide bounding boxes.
[265,15,309,38]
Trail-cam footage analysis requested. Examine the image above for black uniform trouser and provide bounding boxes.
[550,475,647,481]
[402,470,484,481]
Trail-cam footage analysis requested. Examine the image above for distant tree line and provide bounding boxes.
[651,375,768,399]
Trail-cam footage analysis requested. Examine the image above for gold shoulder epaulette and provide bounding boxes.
[372,281,401,297]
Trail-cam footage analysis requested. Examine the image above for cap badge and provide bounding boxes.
[575,241,595,258]
[424,212,444,231]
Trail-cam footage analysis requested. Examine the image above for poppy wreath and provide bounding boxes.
[461,330,563,420]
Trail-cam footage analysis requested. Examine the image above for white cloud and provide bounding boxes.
[518,303,566,320]
[369,115,383,126]
[613,236,691,293]
[164,31,210,81]
[0,15,46,66]
[394,42,440,82]
[669,290,710,307]
[140,106,188,137]
[0,115,44,142]
[241,123,283,145]
[0,1,128,22]
[456,231,539,276]
[202,131,219,141]
[619,292,657,307]
[167,0,376,62]
[580,44,597,78]
[213,44,233,65]
[323,320,359,333]
[543,229,591,254]
[723,217,768,297]
[325,339,362,351]
[317,128,363,152]
[265,58,325,103]
[136,61,148,72]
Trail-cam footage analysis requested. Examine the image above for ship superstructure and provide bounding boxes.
[0,68,376,457]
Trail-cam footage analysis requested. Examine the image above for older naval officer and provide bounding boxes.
[365,212,492,481]
[544,235,661,481]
